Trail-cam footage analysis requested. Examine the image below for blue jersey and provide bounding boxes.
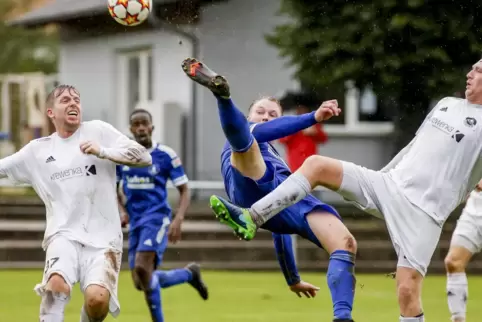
[117,142,188,230]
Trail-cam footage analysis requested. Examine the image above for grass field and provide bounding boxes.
[1,270,481,321]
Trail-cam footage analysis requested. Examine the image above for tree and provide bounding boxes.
[266,0,482,152]
[0,0,58,74]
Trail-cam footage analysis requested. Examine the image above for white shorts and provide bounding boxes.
[34,235,122,317]
[451,211,482,254]
[338,161,442,276]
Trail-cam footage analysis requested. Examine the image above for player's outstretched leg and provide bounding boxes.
[211,156,343,236]
[181,58,255,154]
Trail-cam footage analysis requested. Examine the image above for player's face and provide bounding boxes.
[130,112,153,147]
[247,99,282,123]
[48,87,81,128]
[466,59,482,103]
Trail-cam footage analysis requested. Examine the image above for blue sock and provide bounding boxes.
[327,250,356,320]
[154,268,193,288]
[216,97,254,152]
[147,273,164,322]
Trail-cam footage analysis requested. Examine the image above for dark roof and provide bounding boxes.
[9,0,179,27]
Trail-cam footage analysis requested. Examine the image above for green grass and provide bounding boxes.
[0,270,480,321]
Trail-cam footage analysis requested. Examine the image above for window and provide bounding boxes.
[300,81,394,135]
[117,49,153,130]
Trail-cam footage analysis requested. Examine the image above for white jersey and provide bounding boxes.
[389,97,482,224]
[0,120,151,251]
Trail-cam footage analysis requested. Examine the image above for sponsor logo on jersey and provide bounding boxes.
[171,157,182,168]
[50,165,97,181]
[430,117,455,133]
[429,117,465,143]
[464,117,477,128]
[125,175,154,189]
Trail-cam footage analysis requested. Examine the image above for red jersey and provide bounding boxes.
[279,124,328,172]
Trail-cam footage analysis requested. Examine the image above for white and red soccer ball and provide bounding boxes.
[108,0,151,27]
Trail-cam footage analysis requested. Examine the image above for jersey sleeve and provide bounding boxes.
[0,143,33,184]
[159,146,188,187]
[93,120,152,166]
[272,233,301,286]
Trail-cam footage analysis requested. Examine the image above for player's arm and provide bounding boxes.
[251,112,318,143]
[0,143,32,184]
[167,150,190,243]
[251,100,339,143]
[272,233,301,286]
[83,120,152,166]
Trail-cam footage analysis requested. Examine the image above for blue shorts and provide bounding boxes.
[128,218,171,269]
[225,162,340,248]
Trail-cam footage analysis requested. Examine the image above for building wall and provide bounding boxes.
[58,28,193,154]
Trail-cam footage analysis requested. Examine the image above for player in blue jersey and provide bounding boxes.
[117,109,208,322]
[182,58,357,322]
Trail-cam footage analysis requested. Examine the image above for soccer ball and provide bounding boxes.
[108,0,151,27]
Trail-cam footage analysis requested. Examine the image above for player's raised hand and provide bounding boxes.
[80,141,101,157]
[289,280,320,298]
[314,99,341,122]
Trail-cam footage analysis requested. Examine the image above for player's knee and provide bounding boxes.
[133,264,151,290]
[301,155,338,186]
[46,274,70,295]
[397,280,418,307]
[84,285,110,318]
[445,252,467,273]
[396,272,420,307]
[343,234,357,254]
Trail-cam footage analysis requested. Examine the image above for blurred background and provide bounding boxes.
[1,0,482,321]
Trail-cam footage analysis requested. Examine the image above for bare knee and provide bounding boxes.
[445,247,471,273]
[396,268,422,315]
[133,260,153,291]
[84,285,110,319]
[299,155,342,190]
[343,235,357,254]
[46,274,70,295]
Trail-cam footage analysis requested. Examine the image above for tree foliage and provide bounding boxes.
[267,0,482,150]
[0,0,58,74]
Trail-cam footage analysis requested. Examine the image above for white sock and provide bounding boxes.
[447,272,468,322]
[250,172,311,226]
[39,291,69,322]
[399,314,424,322]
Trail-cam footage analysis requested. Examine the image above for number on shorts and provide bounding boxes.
[44,257,59,274]
[156,217,171,244]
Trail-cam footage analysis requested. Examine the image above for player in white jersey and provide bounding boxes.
[208,59,482,322]
[0,85,152,322]
[444,179,482,322]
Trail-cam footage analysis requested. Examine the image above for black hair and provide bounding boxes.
[130,108,152,122]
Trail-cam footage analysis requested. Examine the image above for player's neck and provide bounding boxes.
[467,97,482,106]
[55,124,80,139]
[139,139,153,149]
